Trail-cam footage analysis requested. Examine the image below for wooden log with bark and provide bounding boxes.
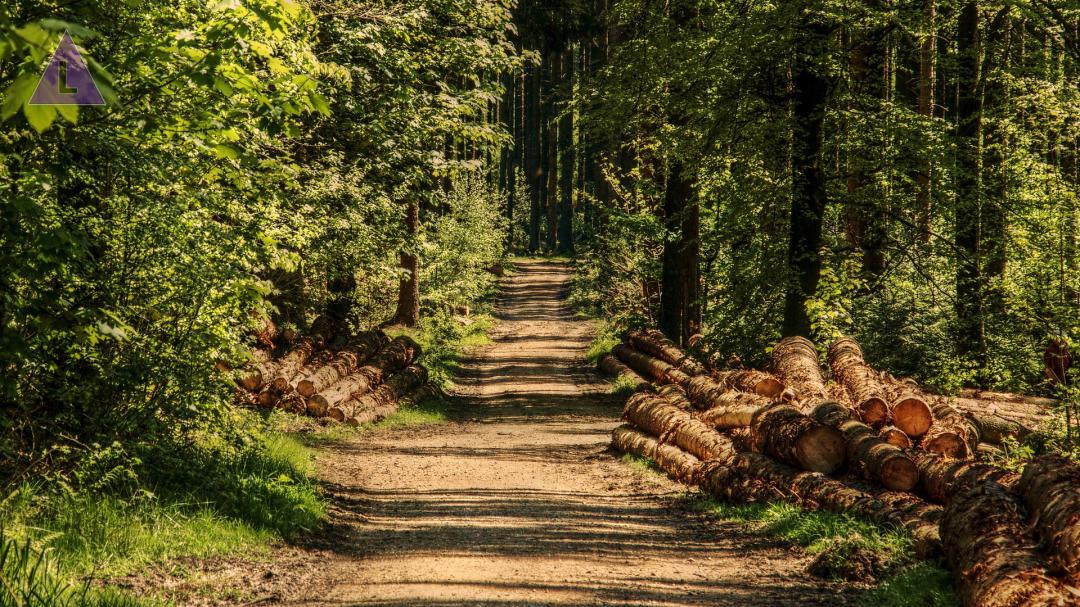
[296,332,388,397]
[921,399,979,459]
[749,402,847,474]
[1018,455,1080,582]
[627,329,707,375]
[656,384,693,410]
[960,388,1058,409]
[622,392,732,461]
[710,370,789,399]
[612,344,690,385]
[910,451,1018,504]
[306,336,421,417]
[968,411,1033,446]
[612,420,940,557]
[809,401,918,492]
[611,424,701,484]
[826,338,890,427]
[692,389,771,430]
[597,354,651,392]
[880,426,912,449]
[941,481,1075,607]
[770,336,829,402]
[338,365,429,426]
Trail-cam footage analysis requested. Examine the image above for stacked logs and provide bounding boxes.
[232,325,437,426]
[599,330,1078,607]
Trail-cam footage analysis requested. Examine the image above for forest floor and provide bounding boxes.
[161,260,852,606]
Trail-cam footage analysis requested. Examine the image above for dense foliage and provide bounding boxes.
[0,0,516,483]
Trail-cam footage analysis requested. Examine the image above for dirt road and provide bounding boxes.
[276,259,844,606]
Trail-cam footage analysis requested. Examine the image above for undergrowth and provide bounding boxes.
[0,410,326,603]
[387,309,494,389]
[679,495,958,606]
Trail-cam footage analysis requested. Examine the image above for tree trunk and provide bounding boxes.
[627,329,707,375]
[392,198,421,326]
[526,55,542,253]
[954,1,987,372]
[916,0,937,239]
[544,48,559,252]
[659,162,700,346]
[711,370,789,399]
[611,343,690,386]
[782,10,831,338]
[557,47,575,254]
[692,390,771,430]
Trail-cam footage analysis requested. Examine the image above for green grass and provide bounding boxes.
[610,375,640,396]
[368,396,450,430]
[586,320,620,365]
[387,310,494,389]
[679,494,957,605]
[619,453,661,475]
[0,417,327,604]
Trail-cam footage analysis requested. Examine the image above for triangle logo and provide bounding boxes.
[29,32,105,106]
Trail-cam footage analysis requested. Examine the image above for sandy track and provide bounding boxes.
[272,259,845,606]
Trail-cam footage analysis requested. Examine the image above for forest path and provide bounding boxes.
[276,259,846,606]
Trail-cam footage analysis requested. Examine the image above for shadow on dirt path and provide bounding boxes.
[269,259,848,607]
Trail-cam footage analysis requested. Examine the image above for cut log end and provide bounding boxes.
[296,379,316,398]
[755,377,785,398]
[879,455,919,492]
[880,426,913,449]
[856,397,889,427]
[892,396,933,438]
[794,426,847,474]
[922,432,967,459]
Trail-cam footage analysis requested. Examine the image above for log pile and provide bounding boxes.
[232,324,437,425]
[597,330,1080,606]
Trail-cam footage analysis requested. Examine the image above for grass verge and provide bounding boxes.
[0,410,326,605]
[680,494,958,606]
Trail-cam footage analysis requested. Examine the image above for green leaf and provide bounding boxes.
[55,103,78,124]
[309,91,331,116]
[1,72,39,121]
[23,103,56,133]
[212,143,241,160]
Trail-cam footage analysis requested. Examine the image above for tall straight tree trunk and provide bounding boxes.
[392,198,421,326]
[508,72,523,249]
[917,0,937,241]
[844,14,887,279]
[954,1,985,371]
[544,48,560,252]
[526,55,542,253]
[659,162,699,345]
[782,8,832,338]
[557,47,575,254]
[983,13,1011,314]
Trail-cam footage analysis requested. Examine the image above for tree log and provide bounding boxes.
[306,336,420,417]
[941,481,1074,607]
[921,399,979,458]
[770,336,829,402]
[597,354,651,392]
[827,338,890,427]
[341,365,428,426]
[611,424,702,484]
[612,421,940,557]
[880,425,913,449]
[612,344,690,385]
[1019,455,1080,582]
[959,388,1058,408]
[710,369,788,399]
[888,391,934,439]
[809,401,918,492]
[627,329,707,375]
[910,451,1018,504]
[297,332,388,397]
[622,392,732,461]
[692,389,771,430]
[750,402,846,474]
[969,411,1033,446]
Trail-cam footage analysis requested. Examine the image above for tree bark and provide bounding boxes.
[770,336,828,402]
[557,47,575,254]
[941,481,1072,607]
[627,329,707,375]
[392,198,421,326]
[750,401,847,474]
[1018,455,1080,582]
[782,8,831,338]
[916,0,937,239]
[659,162,700,346]
[296,332,388,397]
[544,48,559,252]
[809,401,918,491]
[526,54,542,253]
[597,354,651,392]
[826,338,890,427]
[612,343,690,386]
